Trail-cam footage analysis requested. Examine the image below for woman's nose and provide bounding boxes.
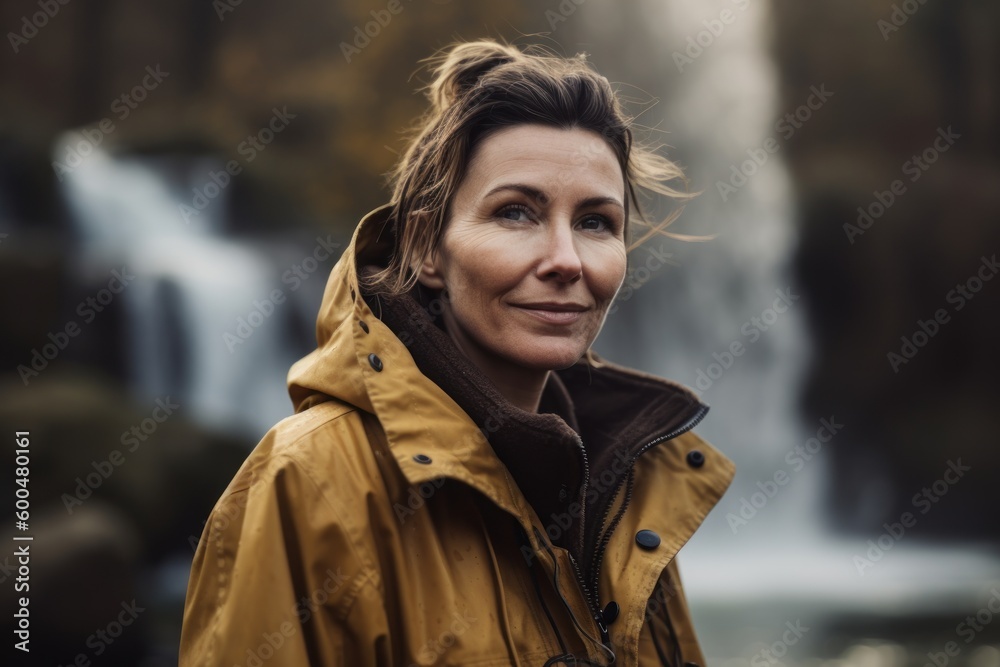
[536,219,583,281]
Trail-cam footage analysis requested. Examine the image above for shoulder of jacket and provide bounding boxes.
[268,399,360,450]
[221,399,380,499]
[185,401,388,644]
[211,401,388,587]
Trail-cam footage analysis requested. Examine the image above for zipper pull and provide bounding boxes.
[594,611,610,646]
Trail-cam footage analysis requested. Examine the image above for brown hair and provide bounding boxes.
[362,38,696,297]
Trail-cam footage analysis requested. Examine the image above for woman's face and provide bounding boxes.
[416,124,628,373]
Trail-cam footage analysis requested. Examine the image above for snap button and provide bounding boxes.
[686,450,705,468]
[368,353,383,371]
[359,320,369,334]
[601,601,620,625]
[635,529,660,550]
[413,454,432,464]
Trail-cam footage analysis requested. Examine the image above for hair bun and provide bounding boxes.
[427,39,522,113]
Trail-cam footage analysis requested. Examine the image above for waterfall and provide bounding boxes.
[55,133,315,439]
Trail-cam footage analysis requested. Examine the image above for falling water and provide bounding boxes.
[55,133,313,439]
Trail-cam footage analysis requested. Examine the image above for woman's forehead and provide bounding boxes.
[461,125,626,204]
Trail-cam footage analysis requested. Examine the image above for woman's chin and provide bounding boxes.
[504,342,588,371]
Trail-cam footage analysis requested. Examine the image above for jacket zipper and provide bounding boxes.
[565,434,610,646]
[571,402,710,648]
[566,548,611,646]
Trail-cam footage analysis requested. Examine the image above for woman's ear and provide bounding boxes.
[411,219,446,290]
[414,250,446,291]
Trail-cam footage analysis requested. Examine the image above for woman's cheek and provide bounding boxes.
[593,245,628,303]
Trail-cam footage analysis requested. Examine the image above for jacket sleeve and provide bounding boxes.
[637,558,708,667]
[178,448,391,666]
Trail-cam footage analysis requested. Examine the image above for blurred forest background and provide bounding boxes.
[1,0,999,665]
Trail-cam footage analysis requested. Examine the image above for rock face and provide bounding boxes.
[772,0,1000,538]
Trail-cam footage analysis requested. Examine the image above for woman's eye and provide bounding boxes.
[497,205,531,222]
[494,206,616,232]
[580,215,612,232]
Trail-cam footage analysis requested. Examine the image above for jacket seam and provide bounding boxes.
[339,567,381,623]
[276,400,359,445]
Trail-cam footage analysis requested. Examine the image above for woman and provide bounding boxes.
[180,39,734,666]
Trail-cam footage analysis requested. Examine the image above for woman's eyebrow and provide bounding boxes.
[482,183,624,210]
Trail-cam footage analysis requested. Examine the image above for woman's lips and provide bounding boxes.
[512,306,585,324]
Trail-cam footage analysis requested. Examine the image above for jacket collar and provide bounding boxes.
[289,204,729,568]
